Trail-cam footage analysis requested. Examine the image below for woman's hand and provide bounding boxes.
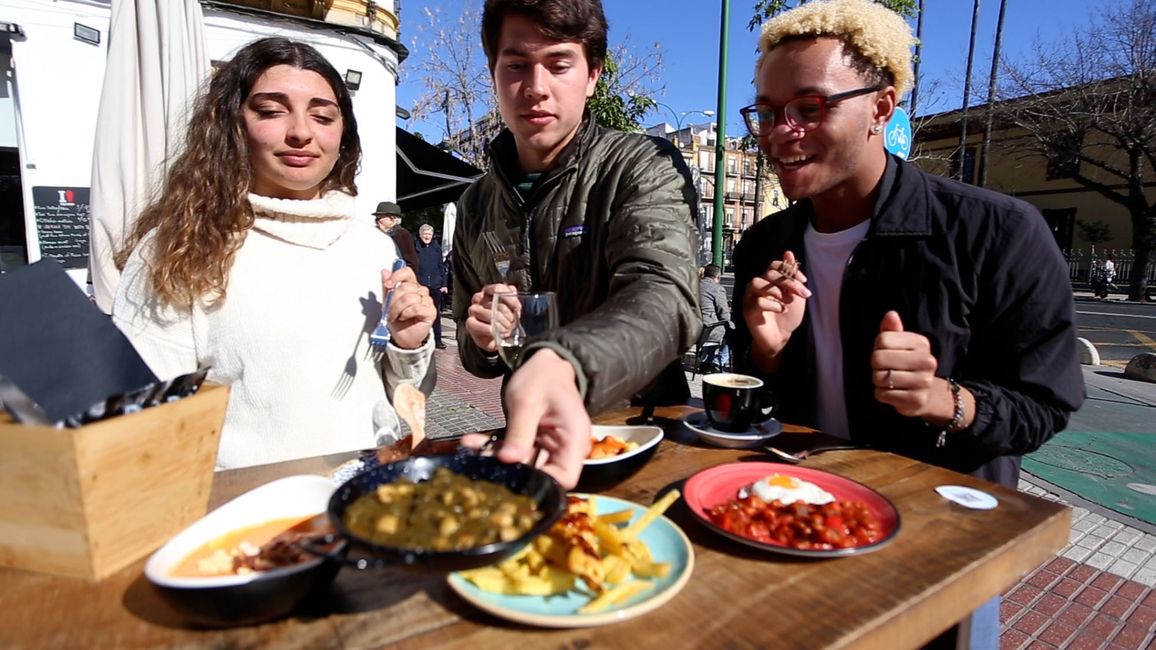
[384,265,436,349]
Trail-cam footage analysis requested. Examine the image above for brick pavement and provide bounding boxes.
[425,313,1156,649]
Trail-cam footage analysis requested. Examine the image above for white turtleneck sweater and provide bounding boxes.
[112,191,433,469]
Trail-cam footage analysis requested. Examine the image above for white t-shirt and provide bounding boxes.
[803,219,871,440]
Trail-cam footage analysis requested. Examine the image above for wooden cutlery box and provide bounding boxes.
[0,384,229,580]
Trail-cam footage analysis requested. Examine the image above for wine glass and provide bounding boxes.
[490,291,558,369]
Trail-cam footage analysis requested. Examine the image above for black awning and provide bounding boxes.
[395,127,484,212]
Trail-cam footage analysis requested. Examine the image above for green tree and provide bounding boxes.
[999,0,1156,300]
[1076,220,1113,251]
[588,53,657,132]
[748,0,918,31]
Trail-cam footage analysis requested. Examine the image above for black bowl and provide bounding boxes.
[577,424,664,492]
[329,452,566,572]
[145,475,347,628]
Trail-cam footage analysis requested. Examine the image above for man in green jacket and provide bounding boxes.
[452,0,701,489]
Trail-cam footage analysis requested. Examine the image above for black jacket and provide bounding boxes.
[416,239,446,290]
[731,155,1085,487]
[452,114,701,413]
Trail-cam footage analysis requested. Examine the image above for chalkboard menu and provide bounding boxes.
[33,186,90,270]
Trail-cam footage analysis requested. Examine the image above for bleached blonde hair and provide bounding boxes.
[757,0,917,99]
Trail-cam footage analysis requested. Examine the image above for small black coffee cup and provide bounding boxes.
[702,373,776,433]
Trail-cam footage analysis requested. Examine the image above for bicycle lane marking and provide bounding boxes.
[1075,310,1156,319]
[1128,329,1156,351]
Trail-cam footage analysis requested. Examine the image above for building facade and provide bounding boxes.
[645,121,783,265]
[913,100,1156,285]
[0,0,406,290]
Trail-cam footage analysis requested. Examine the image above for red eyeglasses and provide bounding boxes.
[739,86,882,136]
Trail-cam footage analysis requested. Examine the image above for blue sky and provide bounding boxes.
[396,0,1097,140]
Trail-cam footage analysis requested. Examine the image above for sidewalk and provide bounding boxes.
[423,313,1156,649]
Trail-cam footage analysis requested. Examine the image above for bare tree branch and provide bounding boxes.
[996,0,1155,300]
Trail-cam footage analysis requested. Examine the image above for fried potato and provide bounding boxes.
[592,519,624,556]
[622,489,680,540]
[596,509,634,525]
[461,492,681,613]
[577,580,654,614]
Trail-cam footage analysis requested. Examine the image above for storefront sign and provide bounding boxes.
[33,186,89,269]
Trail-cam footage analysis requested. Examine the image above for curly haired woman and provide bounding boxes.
[113,38,436,469]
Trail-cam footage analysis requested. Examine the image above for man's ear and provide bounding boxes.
[872,86,897,132]
[585,63,603,98]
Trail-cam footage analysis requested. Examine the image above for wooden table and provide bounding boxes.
[0,405,1070,649]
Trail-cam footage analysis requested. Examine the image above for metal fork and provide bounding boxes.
[369,259,407,349]
[481,230,511,281]
[763,444,861,464]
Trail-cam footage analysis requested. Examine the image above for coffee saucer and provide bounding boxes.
[682,412,782,449]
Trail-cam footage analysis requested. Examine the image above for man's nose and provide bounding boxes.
[524,65,548,100]
[764,117,803,148]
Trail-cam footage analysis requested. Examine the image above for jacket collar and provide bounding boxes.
[869,154,932,237]
[488,110,594,196]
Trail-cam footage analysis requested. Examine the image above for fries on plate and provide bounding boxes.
[459,491,679,613]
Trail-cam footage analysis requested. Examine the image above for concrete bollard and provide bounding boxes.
[1076,337,1100,366]
[1124,352,1156,383]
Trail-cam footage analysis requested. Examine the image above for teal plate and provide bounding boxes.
[447,493,695,628]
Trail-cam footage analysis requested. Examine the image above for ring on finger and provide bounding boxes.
[886,369,894,390]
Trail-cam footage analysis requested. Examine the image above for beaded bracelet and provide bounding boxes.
[936,378,964,448]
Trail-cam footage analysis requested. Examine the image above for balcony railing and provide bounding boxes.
[219,0,399,39]
[1062,249,1156,284]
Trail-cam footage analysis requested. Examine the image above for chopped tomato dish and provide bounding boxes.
[706,495,884,550]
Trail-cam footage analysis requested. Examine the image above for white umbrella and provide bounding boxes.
[89,0,209,312]
[441,202,457,262]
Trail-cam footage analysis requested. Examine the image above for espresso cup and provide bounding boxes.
[702,373,776,433]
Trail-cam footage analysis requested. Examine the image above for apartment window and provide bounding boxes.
[1046,132,1083,180]
[698,151,710,170]
[726,179,736,193]
[1041,208,1076,250]
[951,147,977,185]
[742,180,752,195]
[725,209,735,226]
[727,157,736,174]
[743,160,751,176]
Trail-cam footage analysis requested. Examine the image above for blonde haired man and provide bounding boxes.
[732,2,1084,646]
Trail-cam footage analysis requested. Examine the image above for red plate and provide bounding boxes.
[683,462,901,558]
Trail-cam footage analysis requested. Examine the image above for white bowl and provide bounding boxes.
[578,424,664,490]
[145,474,344,627]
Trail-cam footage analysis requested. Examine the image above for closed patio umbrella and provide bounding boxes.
[441,202,456,262]
[88,0,209,312]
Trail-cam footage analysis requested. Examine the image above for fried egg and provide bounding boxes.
[739,474,835,505]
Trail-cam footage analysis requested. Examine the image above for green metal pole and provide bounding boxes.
[711,0,730,267]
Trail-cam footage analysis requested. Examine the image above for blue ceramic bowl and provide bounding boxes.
[329,452,566,572]
[145,475,346,628]
[577,424,664,492]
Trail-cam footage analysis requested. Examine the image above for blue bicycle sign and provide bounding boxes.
[885,107,912,160]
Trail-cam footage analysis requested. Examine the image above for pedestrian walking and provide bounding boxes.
[417,223,448,349]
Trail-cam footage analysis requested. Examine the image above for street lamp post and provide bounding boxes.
[652,101,713,149]
[712,0,731,268]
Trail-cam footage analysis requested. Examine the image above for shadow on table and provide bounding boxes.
[122,564,431,630]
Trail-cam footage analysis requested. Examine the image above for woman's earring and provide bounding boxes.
[871,124,883,134]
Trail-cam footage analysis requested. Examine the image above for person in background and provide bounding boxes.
[416,223,448,349]
[373,201,420,269]
[452,0,701,489]
[731,1,1084,646]
[698,263,732,371]
[113,37,437,469]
